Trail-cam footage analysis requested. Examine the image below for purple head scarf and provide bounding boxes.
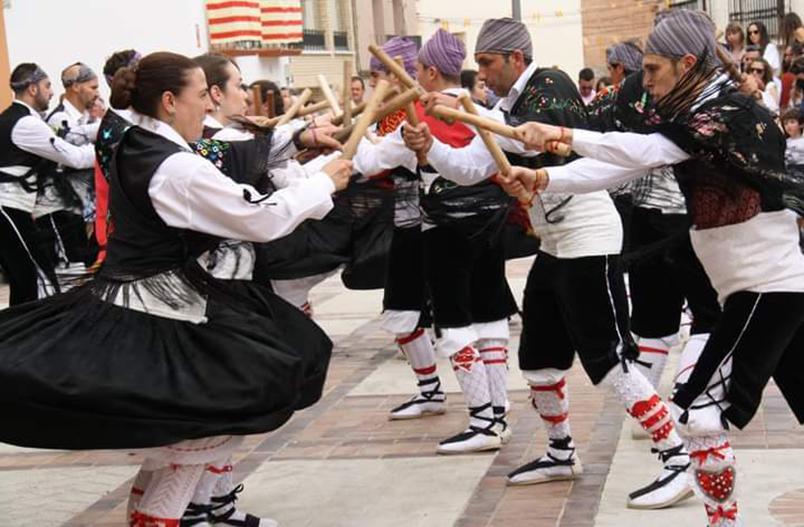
[418,29,466,76]
[370,36,418,77]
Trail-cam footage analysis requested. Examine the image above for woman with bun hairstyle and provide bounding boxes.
[0,51,353,527]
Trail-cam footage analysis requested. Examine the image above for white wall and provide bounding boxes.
[416,0,584,82]
[4,0,285,110]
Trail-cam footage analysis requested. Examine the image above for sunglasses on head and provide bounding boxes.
[749,29,759,34]
[748,67,765,74]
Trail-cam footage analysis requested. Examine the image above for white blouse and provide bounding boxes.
[127,112,335,244]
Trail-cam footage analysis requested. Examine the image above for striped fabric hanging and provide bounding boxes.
[206,0,262,48]
[260,0,303,45]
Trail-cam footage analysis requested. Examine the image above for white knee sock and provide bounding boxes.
[635,333,679,389]
[477,338,508,422]
[603,366,686,454]
[451,346,494,429]
[132,463,206,526]
[397,328,439,392]
[688,434,739,527]
[127,469,153,524]
[528,375,574,460]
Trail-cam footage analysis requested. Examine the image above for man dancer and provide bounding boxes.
[405,18,692,509]
[590,41,722,400]
[508,10,804,525]
[38,62,101,272]
[359,36,447,422]
[354,29,518,453]
[0,63,95,305]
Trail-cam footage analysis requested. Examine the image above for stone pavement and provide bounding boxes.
[0,258,803,526]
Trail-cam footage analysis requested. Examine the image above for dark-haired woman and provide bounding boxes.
[0,51,352,527]
[192,52,349,316]
[748,20,781,75]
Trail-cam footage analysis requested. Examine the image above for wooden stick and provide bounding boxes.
[368,44,423,94]
[390,55,428,165]
[277,88,312,126]
[458,95,534,204]
[251,86,264,117]
[334,87,421,142]
[330,86,399,126]
[343,62,353,126]
[296,100,331,117]
[429,104,572,157]
[342,80,390,160]
[317,74,342,118]
[458,94,511,177]
[265,90,277,118]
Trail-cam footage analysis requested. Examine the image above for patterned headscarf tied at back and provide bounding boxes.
[606,41,644,73]
[10,65,47,92]
[475,17,533,60]
[645,9,717,67]
[418,28,466,76]
[370,36,418,77]
[62,62,98,88]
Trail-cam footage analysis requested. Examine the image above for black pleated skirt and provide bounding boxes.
[0,279,332,450]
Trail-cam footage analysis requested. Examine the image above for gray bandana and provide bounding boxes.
[9,66,47,92]
[476,18,533,60]
[606,42,644,73]
[62,63,97,88]
[645,10,717,67]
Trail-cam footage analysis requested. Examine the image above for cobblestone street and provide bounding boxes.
[1,259,803,526]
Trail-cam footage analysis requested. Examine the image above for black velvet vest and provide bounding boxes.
[104,126,219,274]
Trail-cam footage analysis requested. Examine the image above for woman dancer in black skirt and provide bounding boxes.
[0,52,352,527]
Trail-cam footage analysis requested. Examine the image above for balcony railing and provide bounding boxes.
[289,29,327,51]
[334,31,349,51]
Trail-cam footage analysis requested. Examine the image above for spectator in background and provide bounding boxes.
[724,21,746,64]
[243,84,255,115]
[783,108,804,166]
[89,97,105,122]
[748,56,780,113]
[781,13,804,49]
[280,87,293,113]
[790,57,804,109]
[250,79,284,117]
[477,70,500,108]
[748,21,781,74]
[577,67,595,105]
[350,76,365,106]
[780,41,802,110]
[461,69,489,108]
[595,76,611,93]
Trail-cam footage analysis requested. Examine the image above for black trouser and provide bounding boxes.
[35,210,96,268]
[518,252,630,385]
[674,291,804,430]
[422,225,518,329]
[628,207,721,337]
[383,226,429,322]
[0,206,58,306]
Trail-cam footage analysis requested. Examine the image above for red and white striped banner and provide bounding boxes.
[206,0,302,47]
[261,0,303,44]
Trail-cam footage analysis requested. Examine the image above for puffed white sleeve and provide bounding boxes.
[570,129,691,169]
[148,151,335,243]
[12,116,95,169]
[352,128,418,176]
[545,157,651,194]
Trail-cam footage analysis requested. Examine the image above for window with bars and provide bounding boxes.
[668,0,708,10]
[729,0,789,38]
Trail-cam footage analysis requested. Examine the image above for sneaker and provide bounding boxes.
[389,378,446,420]
[627,445,693,509]
[507,438,581,486]
[436,426,502,455]
[209,484,279,527]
